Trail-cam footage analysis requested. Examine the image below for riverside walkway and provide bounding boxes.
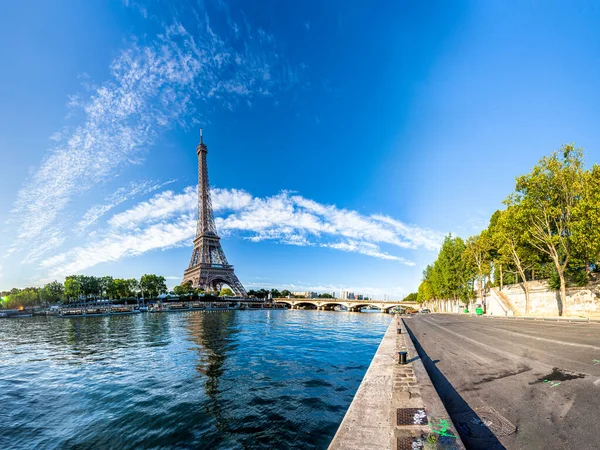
[405,314,600,449]
[329,316,464,450]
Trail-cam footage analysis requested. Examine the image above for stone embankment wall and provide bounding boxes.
[426,280,600,317]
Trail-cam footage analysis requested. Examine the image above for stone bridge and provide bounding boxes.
[272,298,418,313]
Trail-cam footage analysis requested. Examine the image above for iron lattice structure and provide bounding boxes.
[182,130,247,297]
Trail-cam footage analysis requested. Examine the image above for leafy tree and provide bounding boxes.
[490,206,542,313]
[418,235,473,308]
[402,292,418,302]
[438,234,472,303]
[127,279,139,298]
[101,276,115,298]
[64,275,82,301]
[280,290,291,298]
[40,280,64,304]
[506,144,585,315]
[110,278,129,298]
[572,164,600,273]
[318,293,334,298]
[463,232,493,304]
[270,289,281,298]
[5,288,40,309]
[219,287,234,297]
[173,284,190,296]
[416,280,433,304]
[139,274,167,298]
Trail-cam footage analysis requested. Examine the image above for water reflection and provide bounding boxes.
[187,312,239,433]
[0,310,390,450]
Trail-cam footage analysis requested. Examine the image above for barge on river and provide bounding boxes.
[58,306,141,318]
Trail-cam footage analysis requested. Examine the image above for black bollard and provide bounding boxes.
[397,328,402,334]
[399,351,408,365]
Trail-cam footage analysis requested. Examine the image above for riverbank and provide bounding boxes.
[328,316,464,450]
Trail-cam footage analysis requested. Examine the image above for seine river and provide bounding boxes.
[0,310,390,449]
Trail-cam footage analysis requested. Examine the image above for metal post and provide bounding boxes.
[399,351,407,365]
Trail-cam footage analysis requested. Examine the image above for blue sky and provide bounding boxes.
[1,1,599,299]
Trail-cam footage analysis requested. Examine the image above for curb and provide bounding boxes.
[328,318,398,450]
[399,317,465,450]
[464,314,600,323]
[328,318,466,450]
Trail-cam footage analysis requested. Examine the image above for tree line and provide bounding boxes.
[1,274,168,309]
[416,144,600,316]
[245,289,334,299]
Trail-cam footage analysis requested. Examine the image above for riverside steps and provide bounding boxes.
[329,316,465,450]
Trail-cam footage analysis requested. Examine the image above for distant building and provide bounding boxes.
[291,291,318,298]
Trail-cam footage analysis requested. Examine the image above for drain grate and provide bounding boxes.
[397,437,424,450]
[397,408,428,426]
[455,406,516,438]
[476,406,516,436]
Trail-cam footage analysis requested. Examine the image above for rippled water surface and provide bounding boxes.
[0,310,390,449]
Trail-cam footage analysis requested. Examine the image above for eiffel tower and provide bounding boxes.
[182,129,247,297]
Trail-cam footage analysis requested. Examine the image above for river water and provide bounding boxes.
[0,310,390,449]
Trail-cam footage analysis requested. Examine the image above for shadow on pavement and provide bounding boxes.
[404,320,507,450]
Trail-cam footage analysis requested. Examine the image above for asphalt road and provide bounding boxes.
[404,314,600,450]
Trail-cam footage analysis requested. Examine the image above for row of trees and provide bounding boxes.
[417,144,600,316]
[245,289,333,299]
[1,274,168,309]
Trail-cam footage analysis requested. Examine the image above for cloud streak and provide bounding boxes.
[10,16,291,262]
[39,186,444,279]
[76,179,175,233]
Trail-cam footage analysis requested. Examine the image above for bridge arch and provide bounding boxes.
[352,303,382,311]
[320,302,349,311]
[274,300,293,308]
[294,302,318,310]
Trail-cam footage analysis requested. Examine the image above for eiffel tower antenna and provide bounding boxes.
[182,129,247,296]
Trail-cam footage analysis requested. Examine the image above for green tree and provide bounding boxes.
[463,232,493,306]
[101,276,115,298]
[572,164,600,273]
[402,292,418,302]
[127,279,139,298]
[318,293,334,298]
[506,144,585,315]
[64,275,82,301]
[173,284,189,296]
[6,288,40,309]
[416,280,433,304]
[40,280,64,304]
[491,206,542,313]
[139,274,167,298]
[280,289,291,298]
[219,287,234,297]
[437,234,472,303]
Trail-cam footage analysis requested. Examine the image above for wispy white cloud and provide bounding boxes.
[41,214,196,279]
[320,241,413,264]
[9,15,293,262]
[39,186,443,279]
[77,179,175,233]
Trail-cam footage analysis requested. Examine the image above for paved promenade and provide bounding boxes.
[405,314,600,450]
[329,317,464,450]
